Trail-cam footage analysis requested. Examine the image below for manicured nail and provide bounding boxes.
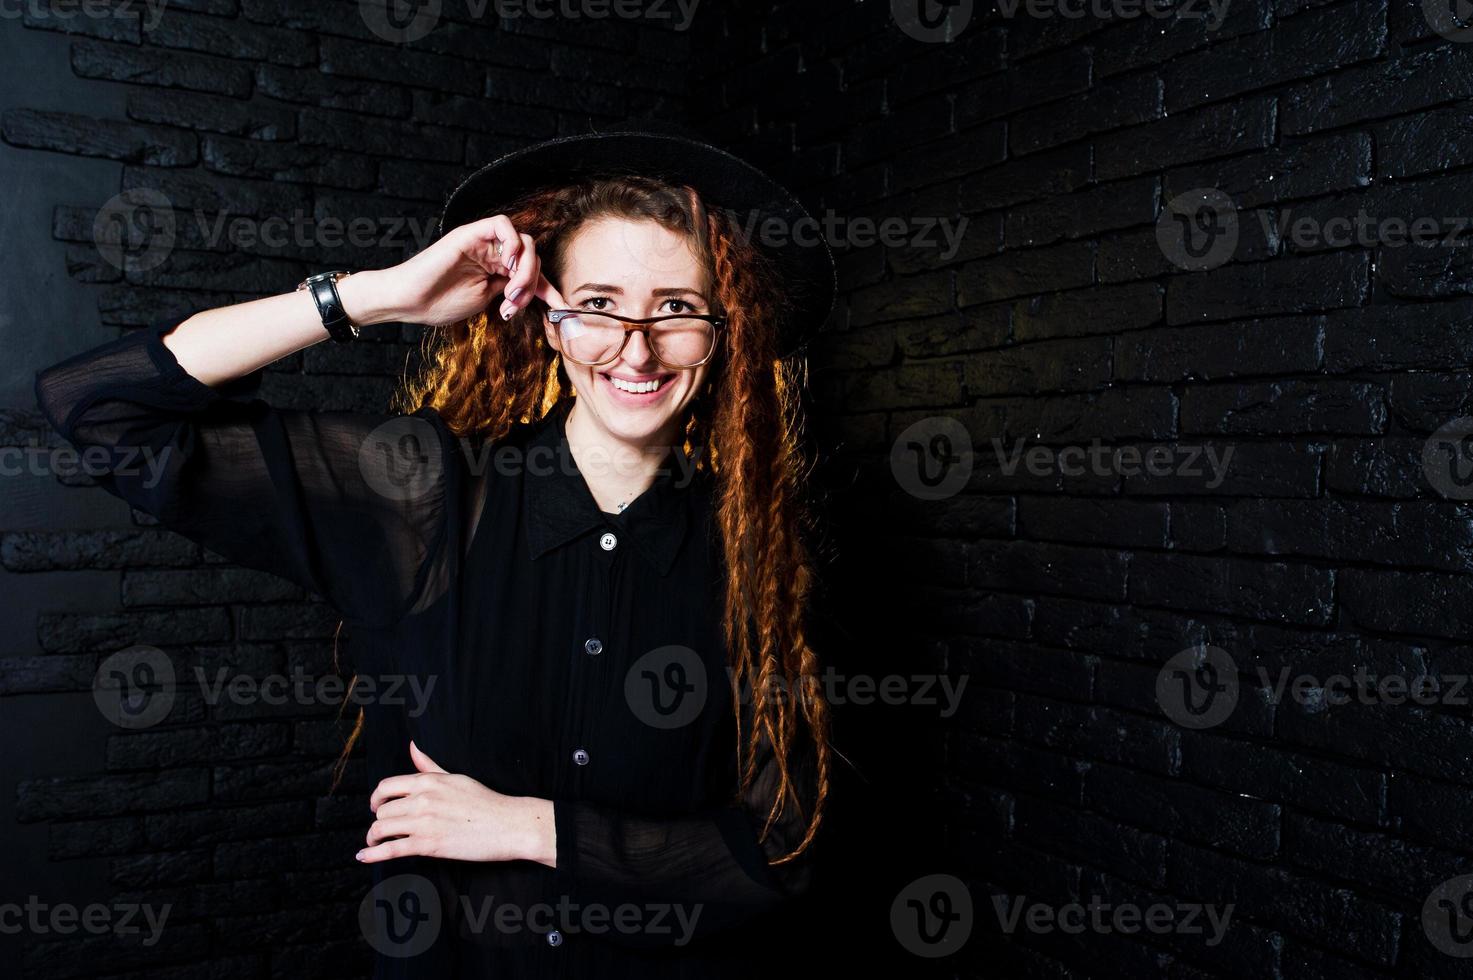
[507,286,524,302]
[500,302,516,320]
[507,255,518,271]
[355,850,366,861]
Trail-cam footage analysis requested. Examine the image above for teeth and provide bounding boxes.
[610,376,663,394]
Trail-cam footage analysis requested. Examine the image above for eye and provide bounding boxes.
[578,296,612,311]
[662,298,696,314]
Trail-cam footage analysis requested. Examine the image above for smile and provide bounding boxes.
[602,372,674,397]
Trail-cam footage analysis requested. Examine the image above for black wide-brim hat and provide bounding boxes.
[436,123,836,358]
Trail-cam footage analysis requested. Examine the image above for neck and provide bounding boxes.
[563,401,680,514]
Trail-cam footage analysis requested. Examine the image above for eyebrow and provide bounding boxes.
[571,282,709,302]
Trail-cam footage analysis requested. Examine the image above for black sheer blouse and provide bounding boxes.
[33,316,820,978]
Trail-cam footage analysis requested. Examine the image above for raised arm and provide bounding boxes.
[33,215,556,628]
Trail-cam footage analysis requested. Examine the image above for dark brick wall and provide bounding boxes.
[10,0,1473,977]
[697,1,1473,977]
[0,4,693,978]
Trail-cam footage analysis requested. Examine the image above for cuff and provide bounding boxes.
[142,315,266,405]
[551,797,580,894]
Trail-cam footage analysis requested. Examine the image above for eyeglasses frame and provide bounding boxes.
[544,308,725,369]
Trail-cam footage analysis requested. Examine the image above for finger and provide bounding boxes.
[533,271,568,311]
[365,817,416,848]
[410,739,447,774]
[369,773,423,813]
[459,215,521,279]
[502,233,539,304]
[373,794,420,821]
[356,837,414,863]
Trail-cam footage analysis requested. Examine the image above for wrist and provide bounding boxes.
[521,797,557,868]
[336,269,399,327]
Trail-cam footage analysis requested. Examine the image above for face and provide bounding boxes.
[545,216,715,448]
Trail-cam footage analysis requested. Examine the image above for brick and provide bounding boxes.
[2,109,197,166]
[1129,553,1335,625]
[3,529,199,571]
[1012,72,1162,156]
[17,770,210,822]
[1162,1,1386,113]
[255,63,412,117]
[127,88,296,141]
[1282,42,1473,135]
[1096,97,1276,181]
[146,11,316,66]
[200,134,376,190]
[71,39,253,97]
[1180,379,1386,435]
[294,105,464,163]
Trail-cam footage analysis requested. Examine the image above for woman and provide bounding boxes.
[34,128,837,977]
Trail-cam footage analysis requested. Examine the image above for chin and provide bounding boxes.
[583,372,691,445]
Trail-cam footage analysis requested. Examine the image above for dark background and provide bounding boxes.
[4,0,1473,976]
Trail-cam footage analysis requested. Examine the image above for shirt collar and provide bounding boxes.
[522,403,695,575]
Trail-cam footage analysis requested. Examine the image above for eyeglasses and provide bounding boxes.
[545,309,724,369]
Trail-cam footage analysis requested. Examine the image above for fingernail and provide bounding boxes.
[507,286,524,302]
[508,255,518,272]
[500,302,516,320]
[355,850,366,861]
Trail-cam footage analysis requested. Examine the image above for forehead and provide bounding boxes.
[561,216,707,288]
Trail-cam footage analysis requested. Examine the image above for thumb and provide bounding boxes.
[409,739,447,774]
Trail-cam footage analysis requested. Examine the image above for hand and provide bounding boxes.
[348,214,568,327]
[357,740,557,867]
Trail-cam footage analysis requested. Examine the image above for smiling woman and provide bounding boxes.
[33,128,839,979]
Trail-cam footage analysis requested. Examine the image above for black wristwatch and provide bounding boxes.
[297,270,359,343]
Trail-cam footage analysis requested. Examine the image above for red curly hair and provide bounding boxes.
[333,175,831,866]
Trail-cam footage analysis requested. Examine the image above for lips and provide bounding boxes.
[599,371,675,402]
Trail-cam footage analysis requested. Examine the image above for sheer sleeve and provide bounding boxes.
[550,716,822,946]
[32,315,454,630]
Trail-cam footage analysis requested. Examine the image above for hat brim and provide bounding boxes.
[437,130,835,358]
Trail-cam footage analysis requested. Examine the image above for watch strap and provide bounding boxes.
[299,271,358,343]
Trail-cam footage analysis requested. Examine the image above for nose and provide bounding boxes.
[620,328,659,370]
